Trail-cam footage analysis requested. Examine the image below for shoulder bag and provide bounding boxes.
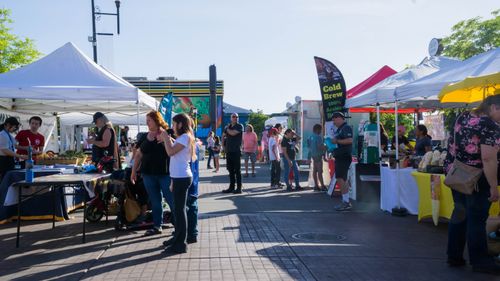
[444,114,483,195]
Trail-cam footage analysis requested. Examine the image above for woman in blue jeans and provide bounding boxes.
[131,110,174,236]
[160,113,196,254]
[445,95,500,275]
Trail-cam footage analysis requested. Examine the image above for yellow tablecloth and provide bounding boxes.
[412,172,500,223]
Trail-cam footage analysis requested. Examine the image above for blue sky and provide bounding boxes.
[2,0,498,113]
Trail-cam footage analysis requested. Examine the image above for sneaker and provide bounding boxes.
[233,188,242,194]
[222,187,235,193]
[187,237,197,244]
[144,227,162,236]
[295,185,304,191]
[335,201,352,212]
[163,237,175,247]
[207,166,213,169]
[278,182,286,187]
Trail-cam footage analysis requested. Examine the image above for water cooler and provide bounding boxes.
[362,123,378,164]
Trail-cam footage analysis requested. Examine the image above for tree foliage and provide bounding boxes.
[441,9,499,60]
[378,113,415,139]
[247,110,269,139]
[441,10,499,132]
[0,9,41,73]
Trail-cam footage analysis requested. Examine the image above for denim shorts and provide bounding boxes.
[243,152,257,163]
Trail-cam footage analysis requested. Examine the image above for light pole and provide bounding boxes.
[89,0,121,63]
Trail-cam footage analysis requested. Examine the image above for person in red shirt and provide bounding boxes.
[15,116,45,166]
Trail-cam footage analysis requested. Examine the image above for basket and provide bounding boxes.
[37,158,79,165]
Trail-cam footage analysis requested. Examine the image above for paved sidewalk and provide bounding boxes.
[0,162,493,280]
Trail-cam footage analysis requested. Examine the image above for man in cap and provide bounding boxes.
[331,112,353,211]
[222,113,244,194]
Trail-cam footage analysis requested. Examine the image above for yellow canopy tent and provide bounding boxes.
[438,72,500,103]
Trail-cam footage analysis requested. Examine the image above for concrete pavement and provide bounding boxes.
[0,161,492,280]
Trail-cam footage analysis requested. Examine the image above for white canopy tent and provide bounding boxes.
[396,47,500,104]
[59,112,147,152]
[0,42,157,114]
[345,56,461,108]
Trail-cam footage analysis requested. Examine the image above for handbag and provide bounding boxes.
[444,159,482,194]
[444,113,483,194]
[123,189,141,222]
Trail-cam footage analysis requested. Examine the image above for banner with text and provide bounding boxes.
[314,56,347,120]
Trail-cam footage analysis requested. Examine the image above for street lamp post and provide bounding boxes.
[89,0,121,64]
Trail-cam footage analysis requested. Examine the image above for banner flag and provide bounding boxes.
[314,56,347,120]
[159,92,173,127]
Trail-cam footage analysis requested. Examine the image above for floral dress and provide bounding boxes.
[444,112,499,173]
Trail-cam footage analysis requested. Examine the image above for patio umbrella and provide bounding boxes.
[438,72,500,103]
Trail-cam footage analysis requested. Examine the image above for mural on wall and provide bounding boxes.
[172,96,223,138]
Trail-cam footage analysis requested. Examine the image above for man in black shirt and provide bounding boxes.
[331,112,353,211]
[281,129,303,191]
[222,113,244,194]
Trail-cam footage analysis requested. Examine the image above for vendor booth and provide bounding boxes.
[344,47,499,223]
[0,42,157,224]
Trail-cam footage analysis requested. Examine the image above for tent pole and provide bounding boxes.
[136,89,140,133]
[376,103,381,167]
[392,99,407,216]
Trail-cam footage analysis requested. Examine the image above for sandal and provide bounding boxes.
[144,228,162,236]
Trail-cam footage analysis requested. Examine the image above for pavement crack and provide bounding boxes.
[78,236,117,280]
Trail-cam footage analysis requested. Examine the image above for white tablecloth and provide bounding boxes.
[380,167,419,215]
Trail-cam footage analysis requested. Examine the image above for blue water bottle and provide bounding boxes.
[25,144,34,183]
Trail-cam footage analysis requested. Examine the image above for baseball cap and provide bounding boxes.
[331,112,347,119]
[231,113,239,117]
[93,112,105,123]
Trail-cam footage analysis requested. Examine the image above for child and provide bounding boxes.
[268,128,281,188]
[310,124,327,191]
[212,136,221,173]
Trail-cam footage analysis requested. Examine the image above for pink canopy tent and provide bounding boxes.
[347,65,428,113]
[347,65,397,99]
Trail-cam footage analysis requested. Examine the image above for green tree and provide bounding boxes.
[0,9,41,73]
[379,113,414,139]
[247,110,268,140]
[441,9,499,60]
[441,9,499,131]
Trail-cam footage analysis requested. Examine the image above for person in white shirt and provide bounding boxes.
[268,128,281,188]
[206,131,215,169]
[160,113,196,255]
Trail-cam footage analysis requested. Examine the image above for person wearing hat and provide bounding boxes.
[222,113,244,194]
[268,128,281,188]
[331,112,353,211]
[87,112,119,170]
[0,117,27,178]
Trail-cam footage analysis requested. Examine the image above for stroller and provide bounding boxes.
[113,168,172,231]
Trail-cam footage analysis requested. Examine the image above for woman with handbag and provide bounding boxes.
[445,95,500,274]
